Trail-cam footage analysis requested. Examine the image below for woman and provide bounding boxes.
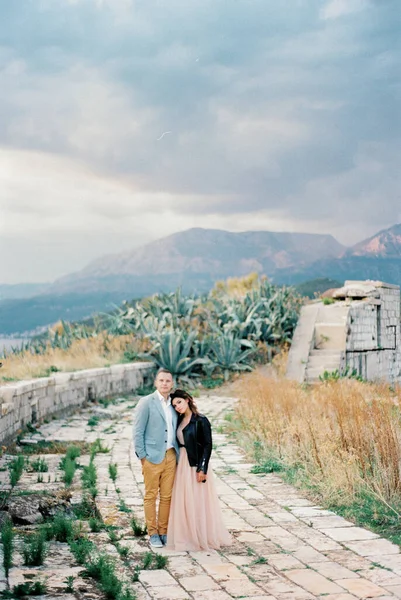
[167,389,232,552]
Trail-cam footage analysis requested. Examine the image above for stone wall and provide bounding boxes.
[287,280,401,384]
[344,283,401,383]
[0,362,154,444]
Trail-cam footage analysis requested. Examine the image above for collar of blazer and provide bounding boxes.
[151,390,173,422]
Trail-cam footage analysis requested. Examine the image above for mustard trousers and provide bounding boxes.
[142,448,177,536]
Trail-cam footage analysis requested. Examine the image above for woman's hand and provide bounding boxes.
[196,471,207,483]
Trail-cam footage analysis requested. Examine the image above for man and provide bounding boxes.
[133,368,179,548]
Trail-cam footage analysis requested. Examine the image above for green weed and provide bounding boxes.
[23,530,47,566]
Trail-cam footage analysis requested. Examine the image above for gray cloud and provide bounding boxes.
[0,0,400,282]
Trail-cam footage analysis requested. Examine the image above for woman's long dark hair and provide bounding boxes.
[170,389,199,415]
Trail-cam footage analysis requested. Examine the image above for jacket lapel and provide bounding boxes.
[152,391,167,422]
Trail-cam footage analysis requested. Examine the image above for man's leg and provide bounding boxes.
[158,449,177,535]
[142,459,163,536]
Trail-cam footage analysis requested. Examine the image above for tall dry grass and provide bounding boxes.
[1,335,150,382]
[233,373,401,508]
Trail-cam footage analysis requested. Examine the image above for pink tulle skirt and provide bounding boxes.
[167,448,232,552]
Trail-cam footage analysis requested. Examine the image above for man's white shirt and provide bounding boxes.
[156,390,174,450]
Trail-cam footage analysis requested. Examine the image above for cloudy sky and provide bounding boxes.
[1,0,400,283]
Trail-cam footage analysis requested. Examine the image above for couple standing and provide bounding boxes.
[133,368,231,551]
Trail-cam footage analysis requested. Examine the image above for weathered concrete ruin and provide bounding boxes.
[286,280,401,383]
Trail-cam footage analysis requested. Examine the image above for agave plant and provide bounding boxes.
[206,333,256,381]
[143,329,206,385]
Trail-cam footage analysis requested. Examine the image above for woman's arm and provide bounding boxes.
[196,416,212,475]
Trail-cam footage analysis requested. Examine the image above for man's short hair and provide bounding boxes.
[155,368,173,379]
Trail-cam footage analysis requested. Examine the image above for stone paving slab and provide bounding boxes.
[5,391,401,600]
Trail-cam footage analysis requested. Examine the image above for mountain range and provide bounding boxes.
[1,224,401,335]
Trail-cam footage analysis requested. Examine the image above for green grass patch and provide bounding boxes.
[118,499,132,513]
[23,530,47,566]
[73,494,98,520]
[328,493,401,548]
[30,457,49,472]
[89,517,104,532]
[61,456,76,486]
[69,536,95,565]
[7,440,91,456]
[108,462,118,482]
[87,415,101,428]
[130,516,147,536]
[1,518,14,579]
[200,376,224,389]
[140,551,168,570]
[84,552,134,600]
[8,456,25,487]
[10,580,47,597]
[81,461,97,489]
[44,513,75,543]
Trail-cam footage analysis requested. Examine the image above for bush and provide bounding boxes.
[8,456,25,487]
[85,553,122,599]
[49,513,75,543]
[130,516,147,536]
[66,445,81,461]
[108,463,118,482]
[23,531,47,566]
[82,461,97,489]
[1,518,14,579]
[62,457,76,486]
[31,457,48,472]
[12,580,47,597]
[89,517,103,532]
[69,536,94,565]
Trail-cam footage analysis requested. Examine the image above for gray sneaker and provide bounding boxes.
[160,534,167,545]
[149,534,163,548]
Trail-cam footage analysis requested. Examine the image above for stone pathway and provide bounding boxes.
[3,392,401,599]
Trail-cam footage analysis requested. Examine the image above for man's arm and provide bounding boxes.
[133,397,149,461]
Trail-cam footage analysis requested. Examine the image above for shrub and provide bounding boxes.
[89,517,103,532]
[81,461,97,489]
[154,554,168,569]
[1,518,14,579]
[31,457,48,472]
[49,513,75,543]
[85,553,122,599]
[73,494,98,519]
[8,456,25,487]
[62,457,76,486]
[130,516,147,536]
[12,580,47,597]
[23,531,47,566]
[108,463,118,482]
[69,536,94,565]
[66,445,81,461]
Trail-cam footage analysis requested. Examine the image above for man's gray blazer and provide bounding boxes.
[133,391,180,464]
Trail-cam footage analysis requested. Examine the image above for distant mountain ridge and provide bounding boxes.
[50,228,345,293]
[1,224,401,335]
[346,223,401,258]
[274,224,401,286]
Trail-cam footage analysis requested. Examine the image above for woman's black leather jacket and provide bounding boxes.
[178,413,212,474]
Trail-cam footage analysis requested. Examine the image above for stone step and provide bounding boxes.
[306,366,340,380]
[315,304,349,325]
[310,349,342,356]
[286,303,320,382]
[314,324,346,350]
[308,360,340,371]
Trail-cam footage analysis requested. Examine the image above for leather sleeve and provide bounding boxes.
[197,416,212,474]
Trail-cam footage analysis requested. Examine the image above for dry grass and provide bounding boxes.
[1,334,150,382]
[233,372,401,507]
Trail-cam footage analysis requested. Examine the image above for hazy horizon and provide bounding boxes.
[2,222,397,286]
